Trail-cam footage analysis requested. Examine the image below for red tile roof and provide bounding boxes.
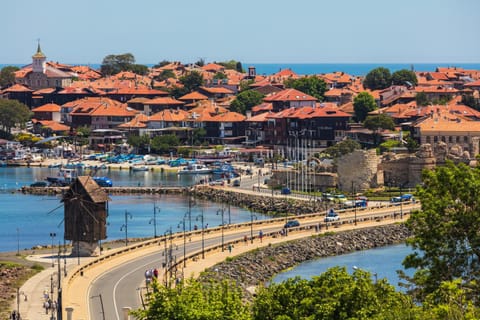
[263,88,317,102]
[32,103,61,112]
[147,97,185,105]
[199,86,234,94]
[3,84,33,92]
[209,111,246,122]
[148,109,189,122]
[178,91,209,101]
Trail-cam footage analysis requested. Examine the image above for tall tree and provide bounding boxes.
[229,90,264,114]
[323,138,361,159]
[353,91,377,122]
[100,53,136,75]
[363,114,395,146]
[364,67,392,90]
[403,161,480,305]
[0,99,31,134]
[391,69,418,86]
[284,76,327,101]
[179,71,204,92]
[0,66,19,88]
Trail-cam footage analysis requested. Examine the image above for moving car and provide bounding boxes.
[284,220,300,228]
[324,209,340,222]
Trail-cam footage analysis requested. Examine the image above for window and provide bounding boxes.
[434,136,438,142]
[456,136,460,143]
[426,136,431,143]
[448,136,453,143]
[464,136,468,143]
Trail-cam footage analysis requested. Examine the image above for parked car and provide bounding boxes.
[391,194,414,203]
[281,187,291,195]
[324,209,340,222]
[284,220,300,228]
[232,180,240,187]
[209,180,224,186]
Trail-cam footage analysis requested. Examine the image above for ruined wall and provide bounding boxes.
[269,170,337,192]
[336,149,381,192]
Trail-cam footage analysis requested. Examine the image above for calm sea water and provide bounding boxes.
[0,167,268,252]
[273,243,414,291]
[2,63,480,76]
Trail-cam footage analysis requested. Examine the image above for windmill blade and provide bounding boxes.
[46,203,64,215]
[57,217,65,228]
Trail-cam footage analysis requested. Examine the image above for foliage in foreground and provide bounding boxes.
[134,267,480,319]
[404,160,480,304]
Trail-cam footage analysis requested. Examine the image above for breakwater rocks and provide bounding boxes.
[193,187,321,216]
[199,224,411,296]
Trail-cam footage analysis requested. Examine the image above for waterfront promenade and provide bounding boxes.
[13,202,418,320]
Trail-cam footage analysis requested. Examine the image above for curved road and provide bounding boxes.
[87,203,418,319]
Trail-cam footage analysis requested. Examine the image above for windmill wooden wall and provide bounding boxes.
[63,176,109,242]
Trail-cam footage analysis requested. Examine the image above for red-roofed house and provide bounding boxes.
[31,103,61,122]
[263,88,317,111]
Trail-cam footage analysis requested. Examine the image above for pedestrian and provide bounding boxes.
[259,230,263,242]
[153,268,159,278]
[228,244,232,253]
[243,235,247,244]
[44,301,50,314]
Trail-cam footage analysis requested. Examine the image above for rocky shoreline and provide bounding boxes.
[199,223,411,298]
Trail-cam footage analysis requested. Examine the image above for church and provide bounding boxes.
[15,43,74,90]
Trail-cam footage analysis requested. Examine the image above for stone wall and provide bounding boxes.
[199,224,411,298]
[268,170,337,192]
[336,149,381,192]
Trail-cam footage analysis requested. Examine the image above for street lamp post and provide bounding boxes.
[399,184,403,219]
[49,232,56,267]
[217,207,225,251]
[196,210,205,259]
[250,212,257,244]
[120,210,133,246]
[150,203,160,238]
[178,218,186,268]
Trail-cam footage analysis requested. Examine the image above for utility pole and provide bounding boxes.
[121,210,132,246]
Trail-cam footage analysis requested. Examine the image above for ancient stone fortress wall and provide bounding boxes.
[336,149,381,192]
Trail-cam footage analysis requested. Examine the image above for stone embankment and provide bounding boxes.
[194,187,324,216]
[199,224,410,297]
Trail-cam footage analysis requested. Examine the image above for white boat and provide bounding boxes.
[178,163,212,175]
[131,165,149,172]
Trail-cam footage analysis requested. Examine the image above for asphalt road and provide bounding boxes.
[87,203,418,319]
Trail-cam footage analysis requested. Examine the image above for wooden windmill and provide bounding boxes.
[63,176,109,257]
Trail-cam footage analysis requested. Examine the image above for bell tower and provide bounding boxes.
[32,40,46,73]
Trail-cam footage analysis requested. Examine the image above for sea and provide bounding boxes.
[0,166,270,253]
[2,63,480,76]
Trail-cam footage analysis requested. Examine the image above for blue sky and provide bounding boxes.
[2,0,479,65]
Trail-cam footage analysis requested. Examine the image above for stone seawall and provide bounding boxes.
[193,187,325,216]
[199,224,410,296]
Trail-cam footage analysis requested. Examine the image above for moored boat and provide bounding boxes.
[178,163,212,175]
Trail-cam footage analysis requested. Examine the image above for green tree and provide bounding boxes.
[153,60,171,68]
[150,134,180,154]
[156,69,176,81]
[195,58,205,67]
[253,267,416,320]
[229,90,264,114]
[219,60,243,71]
[236,61,243,73]
[403,161,480,304]
[363,67,392,90]
[0,99,32,135]
[284,76,327,101]
[192,127,206,145]
[213,72,227,80]
[179,71,204,92]
[100,53,136,75]
[415,92,429,106]
[129,64,149,76]
[353,91,377,122]
[0,66,19,88]
[363,114,395,146]
[132,278,250,320]
[127,134,150,154]
[391,69,418,86]
[323,138,361,159]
